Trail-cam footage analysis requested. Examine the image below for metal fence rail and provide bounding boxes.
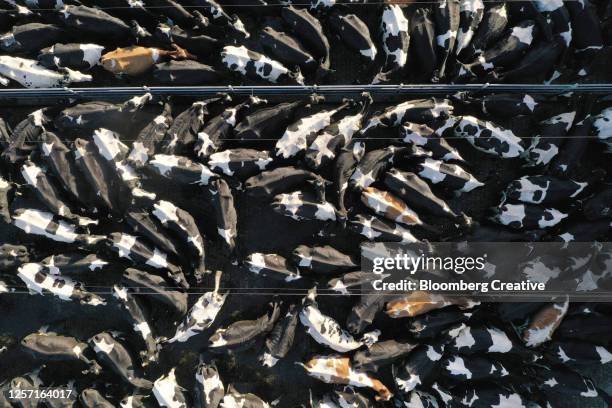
[0,84,611,102]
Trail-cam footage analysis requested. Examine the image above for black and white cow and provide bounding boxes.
[330,387,373,408]
[352,340,416,372]
[454,115,524,158]
[333,141,366,219]
[59,5,132,37]
[300,289,380,353]
[0,56,92,88]
[442,355,509,381]
[305,97,369,169]
[121,268,188,315]
[245,253,301,282]
[592,107,612,153]
[549,116,593,177]
[161,99,219,155]
[92,128,141,191]
[361,98,454,134]
[525,111,576,167]
[208,303,280,353]
[394,342,445,393]
[409,307,472,339]
[377,5,409,81]
[80,389,114,408]
[195,97,265,159]
[349,146,409,190]
[125,209,179,257]
[499,35,566,82]
[347,292,386,334]
[456,0,485,56]
[21,161,96,226]
[127,104,173,169]
[89,332,153,389]
[400,121,464,162]
[546,340,612,366]
[245,166,322,198]
[234,95,323,140]
[409,8,438,81]
[209,148,273,178]
[106,232,188,289]
[260,26,317,73]
[552,219,612,243]
[400,390,439,408]
[21,332,100,373]
[220,386,272,408]
[112,285,159,365]
[153,60,222,85]
[149,154,217,186]
[492,203,568,230]
[42,253,107,276]
[169,271,226,343]
[55,94,152,134]
[17,262,105,306]
[565,0,603,52]
[155,23,219,56]
[291,244,357,275]
[536,366,605,407]
[455,20,538,80]
[460,2,508,60]
[37,43,103,71]
[384,169,460,220]
[413,158,484,195]
[120,393,148,408]
[328,271,386,295]
[330,12,377,61]
[194,0,249,39]
[272,191,337,222]
[260,303,299,367]
[153,368,188,408]
[479,93,545,117]
[152,199,206,274]
[221,45,304,85]
[281,6,331,76]
[433,0,460,80]
[532,0,572,46]
[0,23,63,53]
[74,138,127,213]
[12,208,102,245]
[454,385,526,408]
[504,175,587,205]
[194,362,225,408]
[447,325,517,354]
[276,102,350,159]
[0,176,11,225]
[209,178,238,250]
[347,214,418,243]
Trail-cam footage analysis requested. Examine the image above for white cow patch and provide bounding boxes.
[445,356,472,379]
[511,24,534,44]
[153,368,186,408]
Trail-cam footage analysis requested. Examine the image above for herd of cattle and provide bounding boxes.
[0,90,611,407]
[0,0,612,86]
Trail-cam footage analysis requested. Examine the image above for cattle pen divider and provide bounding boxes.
[1,83,612,105]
